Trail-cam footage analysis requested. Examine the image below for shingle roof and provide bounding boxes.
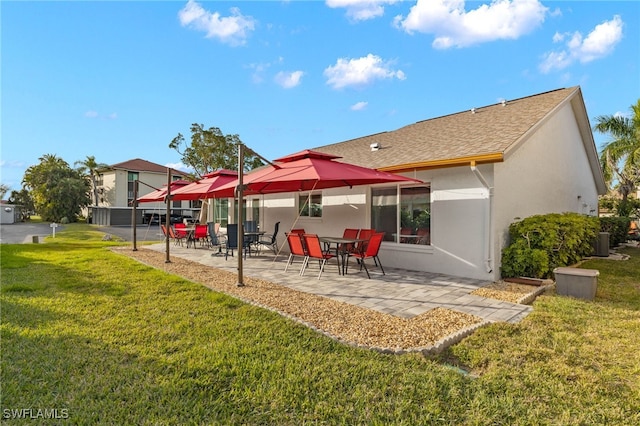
[104,158,186,175]
[312,87,581,171]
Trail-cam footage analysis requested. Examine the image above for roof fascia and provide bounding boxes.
[377,153,504,173]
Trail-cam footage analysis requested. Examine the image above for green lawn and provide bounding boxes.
[1,224,639,425]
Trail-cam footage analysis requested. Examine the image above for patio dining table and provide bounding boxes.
[244,231,266,255]
[319,236,367,275]
[181,226,197,248]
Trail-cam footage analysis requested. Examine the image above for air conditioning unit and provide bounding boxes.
[593,232,610,257]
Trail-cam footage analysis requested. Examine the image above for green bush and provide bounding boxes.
[599,216,631,247]
[501,213,600,279]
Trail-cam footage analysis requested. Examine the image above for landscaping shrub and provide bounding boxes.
[501,213,599,279]
[599,216,632,247]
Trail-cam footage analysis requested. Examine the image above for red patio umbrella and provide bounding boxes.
[210,150,421,197]
[137,179,191,203]
[170,169,238,201]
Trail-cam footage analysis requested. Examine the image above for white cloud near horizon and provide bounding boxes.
[165,162,193,173]
[539,15,623,74]
[326,0,400,22]
[84,110,117,120]
[395,0,548,49]
[178,0,256,46]
[274,70,305,88]
[351,101,368,111]
[324,54,406,89]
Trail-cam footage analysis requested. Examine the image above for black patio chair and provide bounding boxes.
[207,222,225,256]
[257,221,280,255]
[225,224,251,260]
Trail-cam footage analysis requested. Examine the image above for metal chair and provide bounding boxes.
[284,232,307,274]
[354,228,375,254]
[257,221,280,255]
[340,228,359,254]
[349,232,385,279]
[301,234,338,279]
[225,224,251,260]
[207,222,225,256]
[194,224,208,247]
[169,225,187,246]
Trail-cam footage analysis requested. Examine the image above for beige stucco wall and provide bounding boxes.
[98,170,187,209]
[493,101,600,276]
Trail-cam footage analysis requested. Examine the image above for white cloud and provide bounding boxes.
[178,1,256,46]
[274,71,305,89]
[326,0,400,22]
[247,62,271,84]
[324,54,406,89]
[395,0,548,49]
[351,101,368,111]
[539,15,623,73]
[84,110,117,120]
[165,162,193,173]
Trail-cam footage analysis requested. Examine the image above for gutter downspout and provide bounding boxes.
[470,161,494,274]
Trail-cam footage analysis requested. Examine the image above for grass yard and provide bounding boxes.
[1,224,639,425]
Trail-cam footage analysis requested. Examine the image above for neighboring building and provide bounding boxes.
[233,86,606,281]
[91,158,193,226]
[0,202,22,224]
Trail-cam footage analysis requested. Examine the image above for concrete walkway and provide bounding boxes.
[144,242,533,324]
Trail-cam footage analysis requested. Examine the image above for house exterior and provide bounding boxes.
[90,158,192,225]
[228,86,606,281]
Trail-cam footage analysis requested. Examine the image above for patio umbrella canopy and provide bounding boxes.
[170,169,238,201]
[137,180,191,203]
[211,150,421,197]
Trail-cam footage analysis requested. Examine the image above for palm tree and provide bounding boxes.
[594,100,640,203]
[75,156,109,206]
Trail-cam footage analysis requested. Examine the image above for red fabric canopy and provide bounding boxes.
[137,180,191,203]
[210,150,421,198]
[170,169,238,201]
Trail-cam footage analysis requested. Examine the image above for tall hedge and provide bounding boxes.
[501,213,600,279]
[599,216,631,248]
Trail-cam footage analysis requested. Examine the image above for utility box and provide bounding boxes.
[553,267,599,300]
[594,232,610,257]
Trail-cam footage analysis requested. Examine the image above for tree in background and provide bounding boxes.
[75,155,108,206]
[0,183,10,200]
[595,100,640,209]
[22,154,91,222]
[169,123,263,178]
[8,189,35,221]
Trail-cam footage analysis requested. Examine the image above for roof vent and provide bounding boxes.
[370,142,381,151]
[501,99,507,106]
[471,108,476,114]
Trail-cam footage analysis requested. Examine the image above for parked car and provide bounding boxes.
[143,213,192,225]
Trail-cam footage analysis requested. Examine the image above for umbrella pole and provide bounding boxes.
[165,168,172,263]
[132,179,138,251]
[237,143,245,287]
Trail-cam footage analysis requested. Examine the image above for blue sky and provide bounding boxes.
[2,0,638,192]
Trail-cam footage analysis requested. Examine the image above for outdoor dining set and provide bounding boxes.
[160,222,385,279]
[160,220,277,257]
